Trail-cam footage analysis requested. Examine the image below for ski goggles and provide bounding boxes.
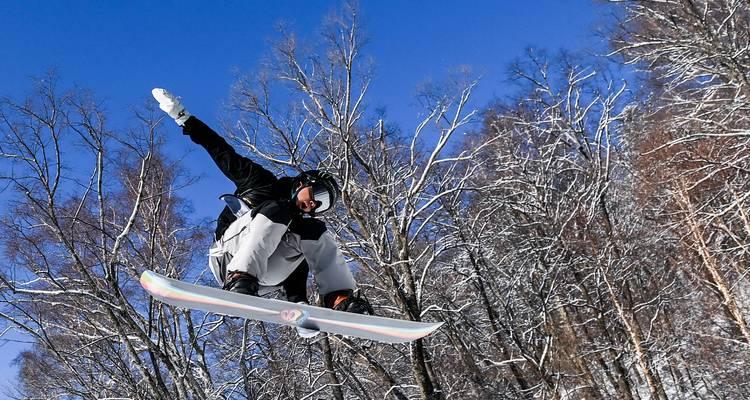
[311,183,333,213]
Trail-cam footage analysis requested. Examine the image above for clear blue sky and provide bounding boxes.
[0,0,611,389]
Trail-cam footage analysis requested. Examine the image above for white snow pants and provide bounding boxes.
[208,202,356,297]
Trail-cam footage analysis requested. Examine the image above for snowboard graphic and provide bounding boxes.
[140,270,442,343]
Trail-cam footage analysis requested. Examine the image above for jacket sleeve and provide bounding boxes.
[182,116,277,193]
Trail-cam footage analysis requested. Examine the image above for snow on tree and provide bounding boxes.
[1,1,749,399]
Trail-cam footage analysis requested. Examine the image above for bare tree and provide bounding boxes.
[0,76,270,399]
[608,0,750,397]
[6,2,750,400]
[224,4,500,399]
[445,50,681,399]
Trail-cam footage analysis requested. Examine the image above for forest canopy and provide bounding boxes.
[0,1,748,399]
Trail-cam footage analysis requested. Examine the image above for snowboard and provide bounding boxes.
[140,270,442,343]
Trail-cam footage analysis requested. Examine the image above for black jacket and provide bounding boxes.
[182,117,302,240]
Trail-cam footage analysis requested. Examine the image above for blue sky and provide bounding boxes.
[0,0,612,389]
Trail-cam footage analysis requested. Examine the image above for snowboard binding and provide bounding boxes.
[325,290,374,315]
[223,271,259,296]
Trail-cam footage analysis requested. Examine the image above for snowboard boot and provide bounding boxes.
[324,289,374,315]
[151,88,191,126]
[222,271,259,296]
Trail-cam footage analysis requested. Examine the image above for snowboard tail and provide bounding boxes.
[140,270,442,343]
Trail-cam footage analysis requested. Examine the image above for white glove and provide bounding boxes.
[151,88,191,126]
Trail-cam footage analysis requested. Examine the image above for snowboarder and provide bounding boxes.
[151,88,372,318]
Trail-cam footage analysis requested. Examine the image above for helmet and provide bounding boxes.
[292,170,341,215]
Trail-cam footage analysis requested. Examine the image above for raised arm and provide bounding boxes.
[182,116,277,191]
[151,88,277,198]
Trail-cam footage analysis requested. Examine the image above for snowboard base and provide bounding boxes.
[140,270,441,343]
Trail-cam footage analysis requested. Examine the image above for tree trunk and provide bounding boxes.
[321,336,345,400]
[554,298,604,399]
[678,189,750,345]
[602,271,668,400]
[572,271,636,400]
[410,338,441,399]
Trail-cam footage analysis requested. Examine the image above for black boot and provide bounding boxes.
[223,271,259,296]
[324,290,374,315]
